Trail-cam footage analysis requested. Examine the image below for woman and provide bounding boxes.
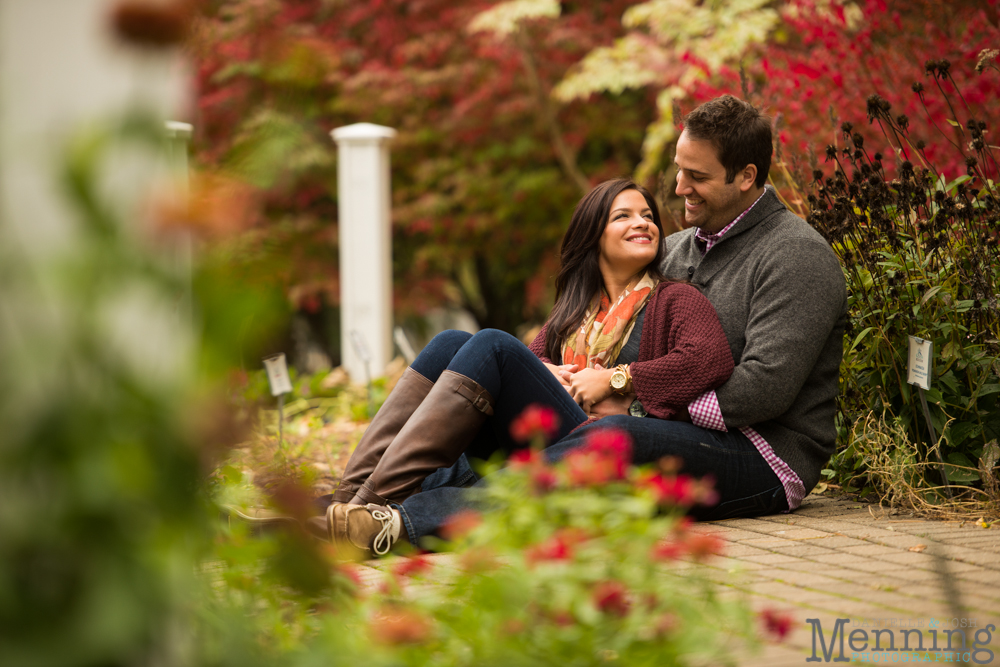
[326,179,733,556]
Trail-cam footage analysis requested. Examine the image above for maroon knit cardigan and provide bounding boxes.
[529,281,734,421]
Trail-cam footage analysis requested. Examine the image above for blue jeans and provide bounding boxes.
[388,329,588,539]
[392,332,788,543]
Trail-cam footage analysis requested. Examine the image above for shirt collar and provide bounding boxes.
[694,189,767,255]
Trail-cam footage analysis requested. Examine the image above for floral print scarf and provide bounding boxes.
[561,271,658,370]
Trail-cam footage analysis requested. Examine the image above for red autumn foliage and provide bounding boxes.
[687,0,1000,184]
[190,0,652,335]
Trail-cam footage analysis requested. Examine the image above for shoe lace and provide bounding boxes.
[370,508,397,556]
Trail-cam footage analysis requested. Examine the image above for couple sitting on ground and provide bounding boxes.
[315,95,847,557]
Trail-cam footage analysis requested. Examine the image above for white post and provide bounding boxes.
[330,123,396,383]
[0,0,190,257]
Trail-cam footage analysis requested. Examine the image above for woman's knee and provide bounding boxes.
[471,328,522,355]
[412,330,474,379]
[429,329,474,351]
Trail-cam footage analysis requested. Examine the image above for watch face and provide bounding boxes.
[611,372,627,389]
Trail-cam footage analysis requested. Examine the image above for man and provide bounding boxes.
[553,94,847,519]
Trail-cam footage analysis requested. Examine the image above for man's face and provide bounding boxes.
[674,131,752,234]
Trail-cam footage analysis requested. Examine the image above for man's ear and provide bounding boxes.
[739,164,758,192]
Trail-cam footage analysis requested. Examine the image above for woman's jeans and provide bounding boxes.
[389,330,788,542]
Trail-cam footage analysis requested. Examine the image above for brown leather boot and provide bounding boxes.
[331,367,434,503]
[351,370,494,506]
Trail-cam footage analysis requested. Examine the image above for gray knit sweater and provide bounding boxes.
[660,186,847,493]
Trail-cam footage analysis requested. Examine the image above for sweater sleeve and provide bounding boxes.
[630,284,734,420]
[528,324,552,364]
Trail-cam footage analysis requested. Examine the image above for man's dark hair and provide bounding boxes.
[682,95,772,188]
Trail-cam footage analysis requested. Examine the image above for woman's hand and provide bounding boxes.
[544,362,578,387]
[569,366,615,412]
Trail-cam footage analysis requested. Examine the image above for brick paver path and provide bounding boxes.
[357,493,1000,666]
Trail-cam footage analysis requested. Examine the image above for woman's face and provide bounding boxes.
[598,188,659,277]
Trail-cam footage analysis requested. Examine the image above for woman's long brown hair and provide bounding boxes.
[543,178,667,363]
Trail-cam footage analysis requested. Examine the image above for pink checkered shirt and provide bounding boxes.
[693,190,767,254]
[687,192,807,510]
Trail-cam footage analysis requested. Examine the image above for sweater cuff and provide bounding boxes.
[688,390,727,432]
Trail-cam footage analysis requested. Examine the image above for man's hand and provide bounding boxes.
[544,362,578,387]
[569,366,615,412]
[589,393,634,418]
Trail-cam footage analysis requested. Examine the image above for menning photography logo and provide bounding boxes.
[806,617,996,664]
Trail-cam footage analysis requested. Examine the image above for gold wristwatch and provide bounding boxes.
[609,364,632,395]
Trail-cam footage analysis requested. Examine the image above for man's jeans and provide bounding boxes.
[391,330,788,543]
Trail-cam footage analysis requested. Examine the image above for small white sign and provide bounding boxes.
[262,353,293,396]
[907,336,933,390]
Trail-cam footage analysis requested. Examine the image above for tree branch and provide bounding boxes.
[514,32,591,196]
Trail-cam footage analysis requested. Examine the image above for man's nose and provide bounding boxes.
[675,174,691,196]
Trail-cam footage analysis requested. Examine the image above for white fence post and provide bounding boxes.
[330,123,396,383]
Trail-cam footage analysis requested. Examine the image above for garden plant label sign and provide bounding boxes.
[263,353,293,396]
[907,336,932,390]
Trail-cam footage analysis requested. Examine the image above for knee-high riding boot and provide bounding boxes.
[351,370,495,506]
[331,367,434,503]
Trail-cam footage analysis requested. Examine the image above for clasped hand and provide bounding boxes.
[544,362,624,414]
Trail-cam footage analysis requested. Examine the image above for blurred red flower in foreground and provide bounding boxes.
[152,171,258,239]
[439,510,482,541]
[651,525,725,562]
[685,533,725,560]
[369,605,433,645]
[508,447,559,493]
[638,471,719,508]
[592,580,631,617]
[564,428,632,486]
[525,528,587,566]
[760,608,794,640]
[510,403,561,443]
[392,554,432,579]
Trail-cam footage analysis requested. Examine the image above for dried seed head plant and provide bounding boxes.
[802,59,1000,515]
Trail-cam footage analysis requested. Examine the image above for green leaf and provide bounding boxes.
[944,452,979,483]
[849,326,875,352]
[920,285,943,305]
